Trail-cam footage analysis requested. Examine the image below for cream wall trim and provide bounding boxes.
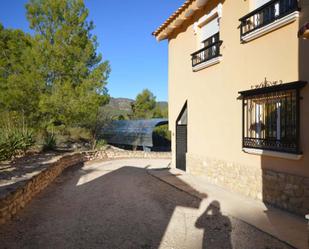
[241,11,299,42]
[243,148,303,160]
[192,56,222,72]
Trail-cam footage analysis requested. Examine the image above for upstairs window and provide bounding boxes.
[191,4,223,71]
[202,32,220,49]
[191,32,221,68]
[239,81,307,154]
[240,0,299,42]
[199,17,220,49]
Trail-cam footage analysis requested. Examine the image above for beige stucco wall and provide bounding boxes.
[167,0,309,179]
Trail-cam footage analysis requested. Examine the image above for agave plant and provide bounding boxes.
[0,129,35,161]
[42,133,57,151]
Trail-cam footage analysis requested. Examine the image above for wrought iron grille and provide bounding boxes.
[241,87,301,154]
[191,33,222,67]
[239,0,299,37]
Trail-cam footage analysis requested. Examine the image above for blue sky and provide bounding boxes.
[0,0,184,101]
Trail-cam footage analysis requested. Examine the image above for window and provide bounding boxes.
[199,18,220,48]
[202,32,219,48]
[191,4,223,70]
[239,81,307,154]
[191,33,221,67]
[239,0,299,41]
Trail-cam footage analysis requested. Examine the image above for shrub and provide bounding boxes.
[42,133,57,151]
[95,139,107,150]
[0,129,35,161]
[67,127,92,142]
[153,124,171,141]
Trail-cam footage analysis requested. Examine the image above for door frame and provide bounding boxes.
[175,101,188,171]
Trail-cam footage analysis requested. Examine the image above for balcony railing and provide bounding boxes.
[239,0,299,37]
[191,40,222,67]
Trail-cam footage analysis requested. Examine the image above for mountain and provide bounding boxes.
[102,97,168,119]
[102,98,133,117]
[107,98,133,112]
[156,101,168,109]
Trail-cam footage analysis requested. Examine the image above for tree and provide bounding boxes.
[25,0,110,131]
[131,89,156,119]
[0,23,42,128]
[152,105,168,118]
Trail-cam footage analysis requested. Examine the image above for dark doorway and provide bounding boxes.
[176,102,187,171]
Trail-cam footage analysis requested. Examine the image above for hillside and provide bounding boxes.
[102,97,168,119]
[156,101,168,109]
[108,98,133,112]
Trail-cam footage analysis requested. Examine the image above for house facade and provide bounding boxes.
[153,0,309,216]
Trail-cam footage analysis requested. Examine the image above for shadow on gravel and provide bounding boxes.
[0,161,294,249]
[0,164,208,249]
[196,200,232,249]
[0,152,61,183]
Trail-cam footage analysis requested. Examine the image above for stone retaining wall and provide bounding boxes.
[186,153,309,216]
[84,149,171,161]
[0,153,85,225]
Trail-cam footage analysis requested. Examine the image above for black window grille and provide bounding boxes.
[239,0,299,38]
[191,33,222,67]
[239,81,307,154]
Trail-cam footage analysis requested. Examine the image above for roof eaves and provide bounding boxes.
[152,0,195,38]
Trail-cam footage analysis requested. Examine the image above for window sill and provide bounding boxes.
[192,56,222,72]
[243,148,303,160]
[241,11,299,43]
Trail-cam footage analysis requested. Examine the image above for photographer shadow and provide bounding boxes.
[195,200,232,249]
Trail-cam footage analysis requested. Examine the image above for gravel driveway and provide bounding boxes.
[0,159,294,249]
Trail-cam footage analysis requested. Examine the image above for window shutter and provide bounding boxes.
[200,18,219,42]
[254,0,271,8]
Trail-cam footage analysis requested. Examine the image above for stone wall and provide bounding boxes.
[186,153,309,216]
[262,170,309,215]
[84,149,171,161]
[0,153,85,225]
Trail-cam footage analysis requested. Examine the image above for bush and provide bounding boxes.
[0,129,35,161]
[42,133,57,151]
[67,127,92,142]
[95,139,107,150]
[153,124,171,141]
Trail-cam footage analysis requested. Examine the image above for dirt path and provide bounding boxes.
[0,159,294,249]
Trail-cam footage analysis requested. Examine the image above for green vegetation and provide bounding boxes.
[42,133,57,152]
[100,96,168,121]
[131,89,170,141]
[153,124,171,141]
[130,89,168,120]
[0,0,171,160]
[0,0,110,161]
[95,139,107,150]
[131,89,156,119]
[0,129,35,161]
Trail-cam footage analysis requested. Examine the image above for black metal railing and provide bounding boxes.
[239,0,299,37]
[191,40,222,67]
[242,88,300,154]
[243,137,298,153]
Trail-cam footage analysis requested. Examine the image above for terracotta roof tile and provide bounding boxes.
[152,0,194,37]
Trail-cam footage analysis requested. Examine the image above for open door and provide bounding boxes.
[176,102,187,171]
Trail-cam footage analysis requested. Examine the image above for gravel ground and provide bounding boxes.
[0,159,294,249]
